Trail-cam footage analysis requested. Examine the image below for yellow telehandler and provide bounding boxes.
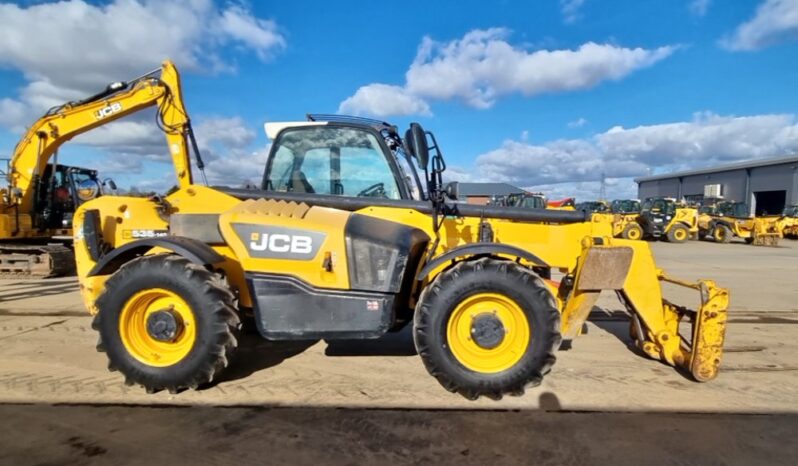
[638,198,698,243]
[698,201,781,246]
[71,81,728,399]
[610,199,643,240]
[0,61,201,277]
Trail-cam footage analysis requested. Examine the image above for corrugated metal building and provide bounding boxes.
[457,182,525,205]
[635,156,798,215]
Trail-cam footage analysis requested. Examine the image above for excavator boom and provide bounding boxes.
[0,60,197,277]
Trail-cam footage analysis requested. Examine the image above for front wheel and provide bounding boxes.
[667,224,689,243]
[714,224,733,244]
[93,254,240,393]
[622,223,643,240]
[413,258,561,400]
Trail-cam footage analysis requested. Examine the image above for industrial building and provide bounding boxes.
[635,156,798,215]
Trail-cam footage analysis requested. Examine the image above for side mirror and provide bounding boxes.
[405,122,429,170]
[444,181,459,201]
[104,178,118,191]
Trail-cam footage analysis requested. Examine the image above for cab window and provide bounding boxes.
[264,126,401,199]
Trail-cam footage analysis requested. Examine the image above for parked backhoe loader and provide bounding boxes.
[0,61,201,277]
[698,201,781,246]
[72,101,728,399]
[638,198,698,243]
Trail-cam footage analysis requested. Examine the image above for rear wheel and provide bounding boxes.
[667,224,689,243]
[93,254,240,393]
[621,223,643,240]
[413,258,561,400]
[713,224,733,244]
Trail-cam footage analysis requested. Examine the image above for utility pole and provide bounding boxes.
[599,172,606,201]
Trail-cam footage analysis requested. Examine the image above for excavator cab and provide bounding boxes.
[33,164,105,231]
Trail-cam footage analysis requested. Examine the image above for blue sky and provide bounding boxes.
[1,0,797,199]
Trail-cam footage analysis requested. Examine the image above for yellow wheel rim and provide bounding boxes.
[119,288,196,367]
[628,227,641,240]
[446,293,530,374]
[674,228,687,241]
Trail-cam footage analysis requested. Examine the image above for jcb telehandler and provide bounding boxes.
[0,61,201,277]
[72,82,728,399]
[588,199,643,240]
[638,197,698,243]
[698,201,781,246]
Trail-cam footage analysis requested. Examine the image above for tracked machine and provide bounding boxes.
[72,85,728,398]
[0,61,201,277]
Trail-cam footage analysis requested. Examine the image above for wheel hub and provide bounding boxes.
[146,308,183,342]
[470,313,506,349]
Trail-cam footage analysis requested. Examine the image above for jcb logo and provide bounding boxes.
[250,232,313,254]
[234,224,325,260]
[95,102,122,120]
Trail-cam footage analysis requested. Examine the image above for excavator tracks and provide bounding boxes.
[0,244,75,279]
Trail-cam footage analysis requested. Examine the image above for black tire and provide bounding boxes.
[666,224,689,243]
[92,254,240,393]
[621,223,643,240]
[713,224,733,244]
[745,237,755,245]
[413,258,561,400]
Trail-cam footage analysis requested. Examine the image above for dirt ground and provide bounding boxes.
[0,239,796,465]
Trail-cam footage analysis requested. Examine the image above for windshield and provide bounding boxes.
[642,198,675,215]
[611,200,640,214]
[521,196,545,209]
[393,146,425,200]
[263,126,402,199]
[717,202,749,217]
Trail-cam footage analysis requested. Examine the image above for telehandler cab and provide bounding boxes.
[72,79,728,399]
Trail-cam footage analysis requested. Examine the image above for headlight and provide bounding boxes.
[349,239,402,292]
[345,214,429,294]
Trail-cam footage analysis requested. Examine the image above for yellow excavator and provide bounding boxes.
[70,88,728,400]
[0,61,202,277]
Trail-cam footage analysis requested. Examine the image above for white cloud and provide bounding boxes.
[568,117,588,128]
[721,0,798,51]
[340,28,676,117]
[689,0,712,17]
[471,112,798,198]
[525,178,639,201]
[0,0,285,128]
[338,84,431,117]
[560,0,586,24]
[71,115,264,191]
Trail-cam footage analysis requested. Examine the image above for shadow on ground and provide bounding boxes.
[1,401,796,466]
